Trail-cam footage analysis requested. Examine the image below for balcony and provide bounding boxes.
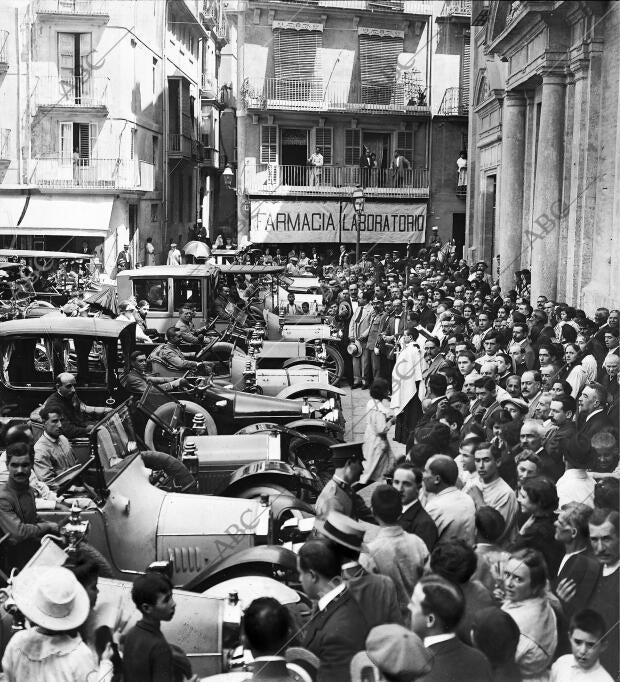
[35,0,110,25]
[241,78,429,116]
[0,30,8,76]
[35,76,109,113]
[168,133,196,158]
[471,0,490,25]
[438,87,469,116]
[441,0,471,16]
[244,162,429,199]
[198,144,219,168]
[32,157,154,192]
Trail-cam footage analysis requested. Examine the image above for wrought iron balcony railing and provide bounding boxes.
[35,76,109,109]
[32,157,154,191]
[438,87,469,116]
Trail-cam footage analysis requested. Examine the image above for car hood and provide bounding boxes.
[233,390,305,418]
[156,493,271,581]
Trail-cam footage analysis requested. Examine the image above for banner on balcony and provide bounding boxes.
[250,200,427,244]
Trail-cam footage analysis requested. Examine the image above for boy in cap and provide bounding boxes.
[315,442,374,522]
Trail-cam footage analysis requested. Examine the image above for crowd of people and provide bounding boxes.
[0,238,617,682]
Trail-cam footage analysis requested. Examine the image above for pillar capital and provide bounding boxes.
[503,89,526,106]
[541,71,567,87]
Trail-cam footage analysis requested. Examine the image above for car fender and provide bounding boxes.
[276,383,345,401]
[281,357,323,370]
[284,418,344,439]
[224,460,300,498]
[182,545,299,593]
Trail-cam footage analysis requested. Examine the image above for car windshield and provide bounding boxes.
[92,401,141,486]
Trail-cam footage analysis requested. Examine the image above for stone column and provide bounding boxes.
[530,73,566,301]
[497,90,526,294]
[236,3,249,243]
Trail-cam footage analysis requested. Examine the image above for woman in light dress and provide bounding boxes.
[362,378,395,484]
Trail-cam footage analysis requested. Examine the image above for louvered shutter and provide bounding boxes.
[260,125,277,164]
[358,35,403,105]
[59,121,73,161]
[397,131,413,161]
[274,29,321,101]
[460,32,471,114]
[79,33,91,102]
[345,129,361,166]
[315,128,332,165]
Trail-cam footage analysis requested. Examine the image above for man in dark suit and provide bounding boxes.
[393,462,438,551]
[577,382,613,440]
[544,395,577,482]
[409,575,492,682]
[316,510,402,628]
[298,540,370,682]
[511,321,536,370]
[415,292,436,332]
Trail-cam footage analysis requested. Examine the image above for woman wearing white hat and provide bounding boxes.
[2,566,114,681]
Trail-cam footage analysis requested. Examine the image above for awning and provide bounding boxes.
[0,195,113,237]
[0,194,30,229]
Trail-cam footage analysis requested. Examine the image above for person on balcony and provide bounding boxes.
[359,146,372,189]
[307,146,324,186]
[457,151,468,192]
[390,150,411,188]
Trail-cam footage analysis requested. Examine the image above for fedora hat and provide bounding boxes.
[12,566,90,631]
[347,340,363,358]
[315,511,365,553]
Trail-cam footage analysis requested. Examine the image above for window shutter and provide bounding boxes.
[260,125,277,164]
[358,35,403,105]
[59,122,73,160]
[274,29,322,100]
[345,129,361,166]
[89,123,97,158]
[396,131,413,161]
[315,128,332,165]
[460,32,471,112]
[58,32,75,85]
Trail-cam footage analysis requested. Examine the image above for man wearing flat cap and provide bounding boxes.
[315,442,374,522]
[116,243,131,272]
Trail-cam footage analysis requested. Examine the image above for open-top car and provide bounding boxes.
[31,400,303,593]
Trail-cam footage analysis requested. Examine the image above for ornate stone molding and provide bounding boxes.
[272,20,324,32]
[357,27,405,38]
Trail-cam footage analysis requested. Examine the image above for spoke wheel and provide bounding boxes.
[305,343,344,386]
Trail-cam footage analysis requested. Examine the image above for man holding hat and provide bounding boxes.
[316,510,402,629]
[348,292,373,388]
[315,442,374,522]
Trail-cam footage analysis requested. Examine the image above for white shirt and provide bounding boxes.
[585,408,604,423]
[401,499,419,515]
[424,633,456,647]
[317,581,346,611]
[556,469,595,508]
[551,654,614,682]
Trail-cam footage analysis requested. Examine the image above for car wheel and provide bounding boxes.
[289,433,336,486]
[305,343,344,386]
[144,400,217,452]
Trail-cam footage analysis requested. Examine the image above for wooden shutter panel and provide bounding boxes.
[460,32,471,113]
[260,125,277,164]
[359,35,403,104]
[315,128,332,165]
[274,29,321,100]
[59,122,73,160]
[345,129,361,166]
[58,32,75,86]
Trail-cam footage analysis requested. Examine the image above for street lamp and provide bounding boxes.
[222,164,235,190]
[352,186,365,264]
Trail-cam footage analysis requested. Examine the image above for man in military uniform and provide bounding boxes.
[315,442,374,522]
[148,327,212,375]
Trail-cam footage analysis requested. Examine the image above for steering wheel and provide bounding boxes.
[51,457,95,495]
[202,316,219,334]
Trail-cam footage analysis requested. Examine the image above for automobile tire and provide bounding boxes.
[144,400,217,452]
[289,432,337,487]
[305,343,344,386]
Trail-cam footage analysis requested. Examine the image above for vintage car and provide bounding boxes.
[116,265,346,385]
[29,401,302,594]
[0,536,303,678]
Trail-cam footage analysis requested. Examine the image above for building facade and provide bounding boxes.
[224,0,437,254]
[0,0,226,273]
[467,0,619,309]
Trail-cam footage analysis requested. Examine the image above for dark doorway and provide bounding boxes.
[280,128,308,185]
[452,213,465,259]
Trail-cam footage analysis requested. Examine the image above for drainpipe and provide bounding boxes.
[162,0,169,258]
[236,1,247,244]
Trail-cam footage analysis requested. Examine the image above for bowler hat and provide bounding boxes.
[347,340,363,358]
[315,511,365,552]
[330,441,365,467]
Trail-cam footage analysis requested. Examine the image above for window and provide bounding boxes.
[314,128,333,165]
[152,57,158,96]
[150,203,159,222]
[152,135,158,167]
[60,121,97,162]
[130,128,136,160]
[58,32,92,104]
[134,278,169,311]
[173,278,202,313]
[260,125,277,164]
[345,129,361,166]
[396,131,413,163]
